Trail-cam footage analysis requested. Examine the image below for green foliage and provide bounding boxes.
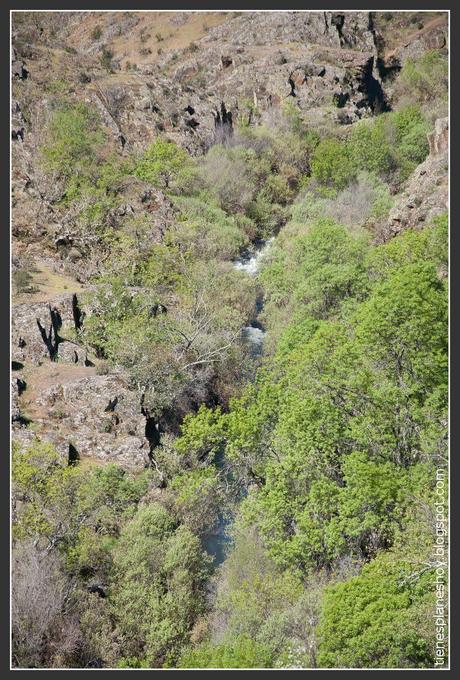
[354,262,447,396]
[12,441,151,578]
[100,45,114,72]
[174,405,225,464]
[324,452,407,560]
[83,240,257,415]
[392,105,430,165]
[202,214,447,579]
[396,50,448,105]
[12,441,82,541]
[171,196,249,259]
[179,636,274,668]
[179,528,322,668]
[134,138,195,192]
[311,138,353,189]
[110,503,210,666]
[91,25,102,41]
[41,102,105,180]
[311,105,431,189]
[317,555,436,668]
[260,218,369,327]
[348,117,395,178]
[23,33,448,667]
[168,466,223,535]
[366,214,447,281]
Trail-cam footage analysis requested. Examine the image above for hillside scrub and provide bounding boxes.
[12,11,448,669]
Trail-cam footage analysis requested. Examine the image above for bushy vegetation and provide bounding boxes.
[14,19,448,669]
[12,442,215,668]
[395,50,448,110]
[176,213,447,667]
[310,105,430,189]
[41,102,106,181]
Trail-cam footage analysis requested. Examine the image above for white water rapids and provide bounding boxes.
[233,237,274,356]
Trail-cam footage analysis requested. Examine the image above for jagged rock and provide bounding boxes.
[12,295,82,365]
[11,100,25,141]
[11,379,22,422]
[14,370,150,469]
[11,12,390,157]
[428,117,448,157]
[56,341,88,365]
[381,118,448,240]
[12,58,28,80]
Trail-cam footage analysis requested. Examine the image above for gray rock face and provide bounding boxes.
[428,117,448,157]
[13,369,150,469]
[12,57,28,80]
[383,118,448,239]
[12,295,85,365]
[11,378,23,423]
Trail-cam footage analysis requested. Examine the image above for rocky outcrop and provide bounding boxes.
[11,377,25,423]
[13,368,151,469]
[382,15,447,68]
[382,118,448,240]
[10,11,393,161]
[428,117,448,157]
[12,48,29,80]
[12,295,88,366]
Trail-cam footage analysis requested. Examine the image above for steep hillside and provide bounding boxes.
[11,10,448,670]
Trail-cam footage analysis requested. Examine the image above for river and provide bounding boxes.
[201,236,274,567]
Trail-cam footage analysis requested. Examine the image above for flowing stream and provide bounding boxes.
[201,237,274,567]
[234,237,274,357]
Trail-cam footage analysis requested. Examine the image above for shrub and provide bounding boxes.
[317,557,436,668]
[91,25,102,41]
[310,138,353,190]
[392,105,430,165]
[395,49,448,105]
[13,268,36,294]
[200,145,255,214]
[348,118,395,178]
[171,195,248,259]
[110,504,210,666]
[134,138,194,191]
[100,45,114,72]
[179,636,274,668]
[41,102,105,180]
[292,172,392,229]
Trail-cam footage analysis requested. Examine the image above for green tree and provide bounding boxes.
[110,504,210,666]
[135,138,195,191]
[317,556,436,668]
[311,138,353,189]
[42,102,105,180]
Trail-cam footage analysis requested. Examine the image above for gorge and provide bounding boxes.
[11,10,448,670]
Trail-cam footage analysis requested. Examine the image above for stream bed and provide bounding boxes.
[201,237,274,567]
